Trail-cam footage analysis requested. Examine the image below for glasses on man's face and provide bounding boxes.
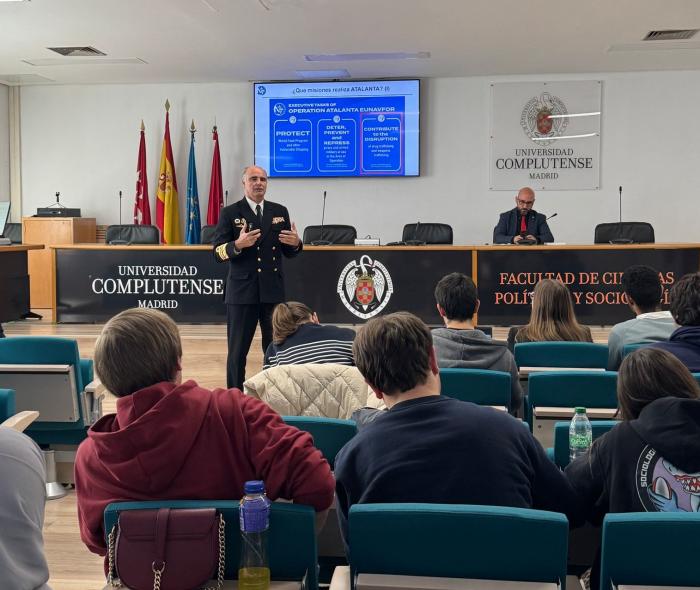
[517,199,534,207]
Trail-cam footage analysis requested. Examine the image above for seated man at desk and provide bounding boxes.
[493,187,554,244]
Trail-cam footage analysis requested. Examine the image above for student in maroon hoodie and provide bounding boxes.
[74,308,335,556]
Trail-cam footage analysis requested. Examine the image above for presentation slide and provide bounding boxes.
[254,80,420,177]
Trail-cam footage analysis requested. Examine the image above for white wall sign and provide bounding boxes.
[490,80,602,190]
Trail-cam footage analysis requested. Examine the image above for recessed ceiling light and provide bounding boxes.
[305,51,430,62]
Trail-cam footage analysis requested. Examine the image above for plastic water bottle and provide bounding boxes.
[569,407,593,462]
[239,480,271,590]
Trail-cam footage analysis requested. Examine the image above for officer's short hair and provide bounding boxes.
[94,308,182,397]
[353,312,432,395]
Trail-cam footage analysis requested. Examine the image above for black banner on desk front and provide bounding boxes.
[55,249,228,323]
[477,247,700,326]
[284,248,472,324]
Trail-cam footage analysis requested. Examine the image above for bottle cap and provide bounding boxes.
[575,407,586,414]
[244,480,265,494]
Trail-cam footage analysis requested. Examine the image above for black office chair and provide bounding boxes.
[200,224,217,244]
[3,222,22,244]
[401,223,453,245]
[303,225,357,245]
[105,224,160,245]
[594,222,655,244]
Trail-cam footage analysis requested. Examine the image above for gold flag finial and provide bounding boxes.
[140,119,145,131]
[190,119,196,133]
[165,99,170,112]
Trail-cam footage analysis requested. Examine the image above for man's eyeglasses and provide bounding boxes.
[517,199,534,207]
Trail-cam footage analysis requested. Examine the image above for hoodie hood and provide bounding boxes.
[432,328,511,370]
[631,397,700,473]
[670,325,700,346]
[87,380,212,493]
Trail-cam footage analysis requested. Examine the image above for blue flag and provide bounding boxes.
[185,132,201,244]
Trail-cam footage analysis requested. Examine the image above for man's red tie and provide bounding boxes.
[520,215,527,233]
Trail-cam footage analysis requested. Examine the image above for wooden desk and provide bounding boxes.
[51,243,700,324]
[0,244,43,322]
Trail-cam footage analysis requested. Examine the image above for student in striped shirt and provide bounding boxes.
[263,301,355,369]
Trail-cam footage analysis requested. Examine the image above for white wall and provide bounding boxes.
[19,70,700,244]
[0,84,9,206]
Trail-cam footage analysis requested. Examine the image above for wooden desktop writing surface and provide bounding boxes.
[22,217,96,309]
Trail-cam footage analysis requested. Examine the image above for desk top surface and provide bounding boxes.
[0,244,44,252]
[48,242,700,252]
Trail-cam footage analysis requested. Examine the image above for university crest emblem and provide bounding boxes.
[336,254,394,319]
[520,92,568,146]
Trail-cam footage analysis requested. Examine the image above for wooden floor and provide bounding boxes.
[2,316,611,590]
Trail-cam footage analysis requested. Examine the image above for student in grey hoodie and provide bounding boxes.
[432,272,522,413]
[0,428,52,590]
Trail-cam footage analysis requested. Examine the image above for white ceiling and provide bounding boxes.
[1,0,700,85]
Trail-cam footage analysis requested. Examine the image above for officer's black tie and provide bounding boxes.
[255,204,262,228]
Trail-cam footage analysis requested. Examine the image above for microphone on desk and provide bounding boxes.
[610,185,633,244]
[404,220,426,246]
[546,212,558,221]
[224,189,229,207]
[310,190,332,246]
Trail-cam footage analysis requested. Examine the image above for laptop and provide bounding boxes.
[0,201,10,245]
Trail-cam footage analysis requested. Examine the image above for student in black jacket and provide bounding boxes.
[566,347,700,589]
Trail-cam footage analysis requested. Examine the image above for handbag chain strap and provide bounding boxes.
[107,513,226,590]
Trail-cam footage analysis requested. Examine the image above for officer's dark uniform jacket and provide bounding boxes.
[212,198,302,304]
[492,208,554,244]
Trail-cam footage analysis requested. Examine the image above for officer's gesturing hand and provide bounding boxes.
[279,222,301,248]
[234,222,261,250]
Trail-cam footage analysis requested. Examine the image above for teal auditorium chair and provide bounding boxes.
[514,342,608,369]
[345,504,568,588]
[600,512,700,589]
[104,500,318,589]
[549,420,618,467]
[282,416,357,469]
[439,368,511,409]
[0,337,103,497]
[0,336,98,445]
[527,371,618,447]
[0,388,14,422]
[621,342,649,360]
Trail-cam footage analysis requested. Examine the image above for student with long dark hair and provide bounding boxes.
[263,301,355,368]
[566,347,700,589]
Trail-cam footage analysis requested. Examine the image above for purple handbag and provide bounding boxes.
[107,508,225,590]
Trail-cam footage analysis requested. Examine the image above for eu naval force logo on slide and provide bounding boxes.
[337,254,394,319]
[520,92,569,146]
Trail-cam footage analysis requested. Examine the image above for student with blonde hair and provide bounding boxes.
[263,301,355,368]
[508,278,592,350]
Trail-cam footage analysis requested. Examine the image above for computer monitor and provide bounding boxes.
[0,201,9,237]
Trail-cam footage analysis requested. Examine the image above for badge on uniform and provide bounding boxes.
[233,218,245,229]
[272,216,285,224]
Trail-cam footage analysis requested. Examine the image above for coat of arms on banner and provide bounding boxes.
[520,92,569,146]
[337,254,394,319]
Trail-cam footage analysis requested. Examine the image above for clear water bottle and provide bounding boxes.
[239,480,271,590]
[569,407,593,462]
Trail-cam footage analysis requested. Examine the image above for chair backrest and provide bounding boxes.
[0,337,94,443]
[600,512,700,589]
[201,224,217,244]
[0,388,15,422]
[282,416,357,469]
[104,500,318,589]
[105,224,160,244]
[528,371,618,409]
[514,342,608,369]
[622,342,649,359]
[303,225,357,245]
[594,222,655,244]
[401,223,453,244]
[552,420,618,467]
[3,222,22,243]
[439,368,510,407]
[349,503,568,584]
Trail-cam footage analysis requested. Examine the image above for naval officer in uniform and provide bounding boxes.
[213,165,302,388]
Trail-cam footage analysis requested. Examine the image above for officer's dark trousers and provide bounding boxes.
[226,302,275,390]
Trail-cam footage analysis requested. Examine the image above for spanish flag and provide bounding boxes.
[156,100,182,244]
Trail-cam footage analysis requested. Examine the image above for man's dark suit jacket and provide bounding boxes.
[212,198,302,304]
[493,208,554,244]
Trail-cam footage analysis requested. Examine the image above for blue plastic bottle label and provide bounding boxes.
[240,498,270,533]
